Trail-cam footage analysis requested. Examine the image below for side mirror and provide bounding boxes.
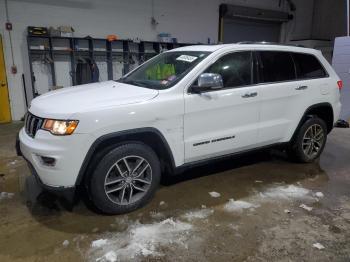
[191,73,224,93]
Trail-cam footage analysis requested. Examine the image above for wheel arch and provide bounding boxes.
[291,102,334,142]
[75,128,176,186]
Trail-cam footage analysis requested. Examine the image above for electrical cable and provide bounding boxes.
[4,0,16,68]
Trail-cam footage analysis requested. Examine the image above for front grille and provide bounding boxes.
[25,113,44,138]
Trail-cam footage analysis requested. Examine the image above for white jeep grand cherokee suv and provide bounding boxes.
[18,43,342,214]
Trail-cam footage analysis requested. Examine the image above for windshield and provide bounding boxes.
[117,51,210,89]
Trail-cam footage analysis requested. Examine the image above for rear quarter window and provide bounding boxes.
[292,53,328,79]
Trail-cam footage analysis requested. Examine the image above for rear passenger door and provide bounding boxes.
[256,51,328,146]
[256,51,307,145]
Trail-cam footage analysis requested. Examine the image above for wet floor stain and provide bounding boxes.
[0,123,350,261]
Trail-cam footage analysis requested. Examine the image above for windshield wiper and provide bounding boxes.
[115,78,126,83]
[121,79,158,89]
[116,79,140,87]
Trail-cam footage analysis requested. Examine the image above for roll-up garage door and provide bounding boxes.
[219,4,291,43]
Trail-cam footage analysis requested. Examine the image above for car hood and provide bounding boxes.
[29,81,159,119]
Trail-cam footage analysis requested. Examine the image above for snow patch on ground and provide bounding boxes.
[0,192,14,201]
[299,204,313,211]
[259,185,310,200]
[182,208,214,221]
[91,239,108,248]
[96,251,117,262]
[224,199,260,212]
[228,224,240,231]
[6,160,18,166]
[313,242,325,250]
[149,211,165,220]
[208,191,221,198]
[89,218,192,261]
[315,192,324,198]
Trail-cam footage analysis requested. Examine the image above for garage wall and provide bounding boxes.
[311,0,347,40]
[0,0,314,120]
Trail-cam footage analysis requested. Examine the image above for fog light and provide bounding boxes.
[40,156,56,166]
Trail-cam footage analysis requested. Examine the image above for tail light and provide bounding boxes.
[337,80,343,90]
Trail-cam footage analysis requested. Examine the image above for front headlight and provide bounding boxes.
[42,119,79,135]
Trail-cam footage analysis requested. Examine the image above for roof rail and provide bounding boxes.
[236,41,305,47]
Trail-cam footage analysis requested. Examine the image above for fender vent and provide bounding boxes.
[25,113,43,138]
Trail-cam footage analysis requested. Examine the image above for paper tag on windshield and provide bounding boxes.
[176,55,198,63]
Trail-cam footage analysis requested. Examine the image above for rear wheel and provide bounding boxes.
[287,117,327,163]
[87,143,161,214]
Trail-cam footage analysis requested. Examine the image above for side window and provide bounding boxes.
[204,52,252,88]
[292,53,327,79]
[259,51,296,83]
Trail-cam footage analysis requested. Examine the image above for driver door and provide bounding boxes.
[184,51,261,163]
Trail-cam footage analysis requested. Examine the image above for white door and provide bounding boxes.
[257,51,329,145]
[184,51,260,163]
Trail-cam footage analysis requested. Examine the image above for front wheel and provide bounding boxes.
[87,143,161,214]
[287,117,327,163]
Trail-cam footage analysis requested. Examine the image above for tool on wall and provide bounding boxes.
[41,51,54,64]
[27,26,49,37]
[75,58,100,85]
[107,35,118,42]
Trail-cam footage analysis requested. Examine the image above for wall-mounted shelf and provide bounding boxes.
[27,35,197,97]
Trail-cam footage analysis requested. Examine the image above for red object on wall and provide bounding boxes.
[11,65,17,74]
[5,22,12,31]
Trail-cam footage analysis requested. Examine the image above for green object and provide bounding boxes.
[146,64,175,80]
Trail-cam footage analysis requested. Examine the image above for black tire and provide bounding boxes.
[287,116,327,163]
[87,143,161,214]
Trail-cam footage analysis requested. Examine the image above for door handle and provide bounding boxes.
[295,85,308,90]
[0,83,6,87]
[242,92,257,98]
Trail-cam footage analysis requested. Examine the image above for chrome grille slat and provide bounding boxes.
[24,113,43,138]
[25,114,30,133]
[25,114,30,136]
[37,119,43,131]
[29,116,35,135]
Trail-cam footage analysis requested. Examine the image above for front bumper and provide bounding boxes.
[26,158,76,202]
[17,134,76,202]
[18,127,93,188]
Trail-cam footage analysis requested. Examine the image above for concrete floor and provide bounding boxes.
[1,122,350,262]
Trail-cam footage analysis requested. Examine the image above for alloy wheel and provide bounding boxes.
[104,155,152,205]
[302,124,325,159]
